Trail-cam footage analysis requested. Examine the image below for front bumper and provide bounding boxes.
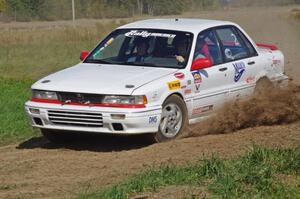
[25,101,161,134]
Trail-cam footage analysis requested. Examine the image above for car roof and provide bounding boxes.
[118,18,236,33]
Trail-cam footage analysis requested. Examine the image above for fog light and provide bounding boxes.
[112,123,124,131]
[33,117,43,126]
[29,108,40,114]
[111,114,126,120]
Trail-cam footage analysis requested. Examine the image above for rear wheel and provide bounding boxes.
[153,95,188,142]
[41,129,74,143]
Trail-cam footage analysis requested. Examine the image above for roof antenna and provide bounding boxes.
[175,18,179,21]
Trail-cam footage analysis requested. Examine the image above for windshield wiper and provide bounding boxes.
[118,61,159,67]
[84,59,112,64]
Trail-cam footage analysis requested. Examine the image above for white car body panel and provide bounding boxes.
[25,19,288,135]
[33,63,176,95]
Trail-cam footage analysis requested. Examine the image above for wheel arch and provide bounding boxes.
[161,92,189,115]
[163,92,185,105]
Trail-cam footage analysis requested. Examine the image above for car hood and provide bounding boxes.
[32,63,176,95]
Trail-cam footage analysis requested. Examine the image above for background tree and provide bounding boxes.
[0,0,6,12]
[0,0,299,22]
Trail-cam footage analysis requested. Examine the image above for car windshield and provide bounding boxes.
[84,29,193,68]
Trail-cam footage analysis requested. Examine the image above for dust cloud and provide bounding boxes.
[188,84,300,137]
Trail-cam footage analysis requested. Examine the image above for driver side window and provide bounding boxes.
[215,27,249,62]
[194,29,222,66]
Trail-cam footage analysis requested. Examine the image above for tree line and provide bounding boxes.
[0,0,219,21]
[230,0,300,6]
[0,0,299,22]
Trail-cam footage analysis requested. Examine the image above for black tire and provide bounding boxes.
[152,95,188,143]
[41,129,74,143]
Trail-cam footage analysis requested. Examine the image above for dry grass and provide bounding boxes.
[0,20,127,80]
[290,8,300,20]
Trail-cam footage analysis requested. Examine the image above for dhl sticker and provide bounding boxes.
[168,80,181,90]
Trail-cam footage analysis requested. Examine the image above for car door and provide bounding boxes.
[190,29,231,118]
[214,26,260,101]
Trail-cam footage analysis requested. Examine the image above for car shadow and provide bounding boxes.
[17,133,155,152]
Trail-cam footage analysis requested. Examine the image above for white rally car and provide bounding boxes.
[25,19,288,142]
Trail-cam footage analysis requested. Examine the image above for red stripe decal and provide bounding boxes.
[31,98,61,104]
[31,98,145,108]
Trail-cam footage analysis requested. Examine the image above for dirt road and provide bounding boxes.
[1,124,300,199]
[1,6,300,199]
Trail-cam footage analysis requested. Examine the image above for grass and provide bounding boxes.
[80,145,300,199]
[0,21,124,80]
[291,8,300,20]
[0,78,39,145]
[0,20,125,144]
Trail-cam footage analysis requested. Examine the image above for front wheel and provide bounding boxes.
[153,95,188,142]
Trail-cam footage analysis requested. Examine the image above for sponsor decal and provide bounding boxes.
[233,62,246,82]
[187,80,192,85]
[192,71,201,93]
[168,80,181,90]
[246,76,255,84]
[272,59,281,65]
[151,91,159,101]
[195,84,200,92]
[192,105,213,115]
[174,72,185,80]
[94,38,115,56]
[149,116,158,124]
[184,89,192,95]
[192,71,202,84]
[181,85,187,89]
[125,30,176,38]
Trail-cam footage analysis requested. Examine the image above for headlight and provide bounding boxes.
[32,90,58,100]
[102,95,147,105]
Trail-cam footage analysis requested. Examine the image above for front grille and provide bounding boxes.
[48,110,103,127]
[58,92,104,104]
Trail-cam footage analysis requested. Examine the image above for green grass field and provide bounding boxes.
[0,78,37,145]
[0,21,124,145]
[80,145,300,199]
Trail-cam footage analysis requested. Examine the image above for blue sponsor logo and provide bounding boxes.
[149,116,158,124]
[233,62,246,82]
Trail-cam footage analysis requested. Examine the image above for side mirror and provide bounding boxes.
[80,51,89,61]
[191,58,213,71]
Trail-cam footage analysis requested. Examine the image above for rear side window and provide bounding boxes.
[215,27,249,62]
[234,27,257,57]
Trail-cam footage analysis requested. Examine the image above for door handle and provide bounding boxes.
[248,61,255,65]
[219,67,227,72]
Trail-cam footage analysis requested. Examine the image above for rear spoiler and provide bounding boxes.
[256,43,278,51]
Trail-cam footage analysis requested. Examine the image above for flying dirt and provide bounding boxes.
[188,84,300,137]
